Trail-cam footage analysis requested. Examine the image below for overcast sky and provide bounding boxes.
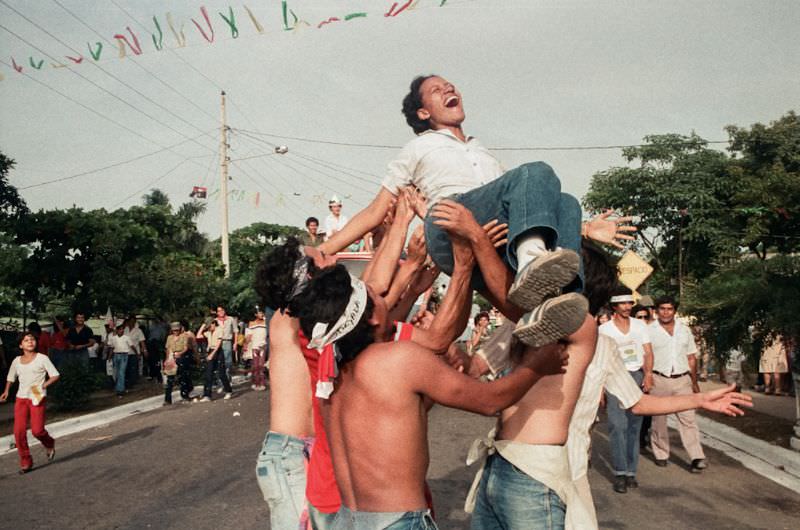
[1,0,798,238]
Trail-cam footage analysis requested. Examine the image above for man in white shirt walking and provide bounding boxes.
[598,287,654,493]
[106,321,137,397]
[648,295,707,472]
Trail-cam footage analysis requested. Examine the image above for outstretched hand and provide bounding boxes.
[700,384,754,416]
[584,210,637,249]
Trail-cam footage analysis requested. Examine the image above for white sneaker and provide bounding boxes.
[251,384,257,390]
[216,387,224,394]
[508,249,580,311]
[513,292,588,348]
[199,396,211,402]
[223,393,232,400]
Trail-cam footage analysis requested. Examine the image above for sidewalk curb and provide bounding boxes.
[1,375,249,457]
[667,415,800,495]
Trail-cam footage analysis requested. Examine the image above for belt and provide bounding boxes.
[654,370,689,379]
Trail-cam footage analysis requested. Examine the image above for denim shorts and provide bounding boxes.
[471,452,566,530]
[332,505,438,530]
[255,432,308,530]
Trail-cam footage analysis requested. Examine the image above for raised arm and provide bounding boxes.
[404,341,567,416]
[631,384,752,417]
[382,225,427,308]
[319,188,396,255]
[431,200,520,320]
[409,235,474,354]
[362,189,415,295]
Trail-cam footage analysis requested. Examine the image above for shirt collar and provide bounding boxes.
[420,128,475,143]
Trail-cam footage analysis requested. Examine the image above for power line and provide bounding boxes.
[51,0,219,125]
[234,130,376,191]
[232,131,372,199]
[18,130,214,190]
[111,158,192,209]
[0,1,217,155]
[0,58,210,166]
[234,127,730,152]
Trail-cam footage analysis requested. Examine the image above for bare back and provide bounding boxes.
[268,312,314,437]
[499,315,597,444]
[327,341,430,512]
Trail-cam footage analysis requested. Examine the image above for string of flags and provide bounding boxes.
[2,1,451,79]
[196,186,352,208]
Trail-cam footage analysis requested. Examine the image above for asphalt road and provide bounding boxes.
[2,388,799,529]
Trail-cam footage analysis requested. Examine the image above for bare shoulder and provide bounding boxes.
[357,340,435,370]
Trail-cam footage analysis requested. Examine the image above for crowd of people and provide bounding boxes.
[248,75,757,530]
[0,73,790,529]
[1,304,273,472]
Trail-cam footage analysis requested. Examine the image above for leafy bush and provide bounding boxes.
[48,359,97,411]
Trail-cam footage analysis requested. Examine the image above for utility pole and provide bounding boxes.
[220,90,230,277]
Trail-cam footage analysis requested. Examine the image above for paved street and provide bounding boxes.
[2,388,799,529]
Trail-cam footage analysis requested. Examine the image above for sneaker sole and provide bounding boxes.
[513,293,588,348]
[508,249,580,311]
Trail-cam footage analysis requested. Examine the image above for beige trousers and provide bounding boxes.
[650,374,705,461]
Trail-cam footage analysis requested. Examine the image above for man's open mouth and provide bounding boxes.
[445,95,459,108]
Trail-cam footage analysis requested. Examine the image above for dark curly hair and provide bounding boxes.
[254,237,315,311]
[654,295,679,310]
[402,74,437,134]
[288,265,376,365]
[580,240,618,316]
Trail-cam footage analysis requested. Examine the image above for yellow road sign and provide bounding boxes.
[617,250,653,291]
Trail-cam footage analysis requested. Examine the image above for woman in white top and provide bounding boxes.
[245,310,269,390]
[1,332,60,473]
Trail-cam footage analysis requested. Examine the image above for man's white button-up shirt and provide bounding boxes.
[381,129,504,207]
[649,319,698,376]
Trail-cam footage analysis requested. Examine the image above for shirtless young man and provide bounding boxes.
[318,74,635,349]
[452,230,753,529]
[251,193,486,529]
[254,239,337,530]
[288,237,569,530]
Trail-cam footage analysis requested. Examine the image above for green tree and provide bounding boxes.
[584,112,800,363]
[0,151,28,315]
[226,222,303,316]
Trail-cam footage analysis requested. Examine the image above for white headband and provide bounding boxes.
[610,294,635,303]
[308,274,368,352]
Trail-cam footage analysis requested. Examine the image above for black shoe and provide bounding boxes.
[18,466,33,475]
[626,476,639,489]
[691,459,707,473]
[655,459,668,467]
[613,476,627,494]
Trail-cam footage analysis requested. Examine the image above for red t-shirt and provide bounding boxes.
[299,332,342,514]
[51,329,67,350]
[37,332,51,355]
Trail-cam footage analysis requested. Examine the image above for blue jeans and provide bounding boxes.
[113,353,128,394]
[256,432,308,530]
[424,162,583,292]
[203,350,232,397]
[471,453,566,530]
[221,340,234,376]
[332,506,438,530]
[310,504,338,530]
[607,369,644,476]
